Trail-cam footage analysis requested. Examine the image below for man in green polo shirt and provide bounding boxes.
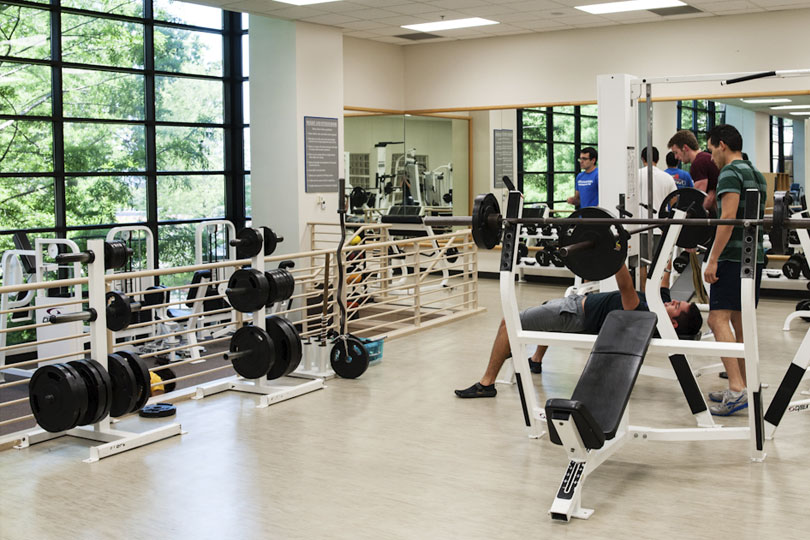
[703,124,767,416]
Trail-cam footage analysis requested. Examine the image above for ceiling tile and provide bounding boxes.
[262,6,329,19]
[302,13,362,24]
[502,0,564,11]
[343,30,384,38]
[341,7,404,18]
[350,0,417,7]
[372,14,434,25]
[386,3,445,15]
[511,18,573,30]
[426,0,490,9]
[339,18,391,29]
[454,5,522,16]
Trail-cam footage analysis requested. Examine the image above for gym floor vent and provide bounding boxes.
[649,5,703,16]
[395,32,442,41]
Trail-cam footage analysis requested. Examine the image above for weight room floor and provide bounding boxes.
[1,279,809,540]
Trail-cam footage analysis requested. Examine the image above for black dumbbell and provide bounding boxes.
[673,252,690,274]
[54,240,133,270]
[783,255,805,280]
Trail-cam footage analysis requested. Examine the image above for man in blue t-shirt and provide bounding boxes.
[454,263,703,398]
[566,147,599,208]
[664,151,694,188]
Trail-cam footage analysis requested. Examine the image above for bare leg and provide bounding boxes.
[480,319,511,386]
[730,311,746,385]
[708,310,745,392]
[531,345,547,363]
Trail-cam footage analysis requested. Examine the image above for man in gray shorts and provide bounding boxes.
[455,263,703,398]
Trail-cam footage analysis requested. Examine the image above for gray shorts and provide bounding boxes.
[519,295,586,333]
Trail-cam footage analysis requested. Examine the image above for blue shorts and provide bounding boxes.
[709,260,763,311]
[520,295,586,332]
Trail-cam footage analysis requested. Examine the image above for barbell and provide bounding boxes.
[423,189,798,281]
[48,291,143,332]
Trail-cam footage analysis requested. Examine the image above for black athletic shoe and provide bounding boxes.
[529,360,542,374]
[719,371,728,379]
[454,382,497,398]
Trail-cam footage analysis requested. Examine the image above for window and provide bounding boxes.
[770,116,794,178]
[517,105,598,208]
[0,0,248,264]
[677,100,725,149]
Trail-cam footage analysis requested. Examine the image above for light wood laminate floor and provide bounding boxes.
[1,279,809,540]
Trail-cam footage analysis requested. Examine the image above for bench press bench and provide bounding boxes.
[545,309,658,521]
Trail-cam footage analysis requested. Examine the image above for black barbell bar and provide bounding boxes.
[49,308,97,324]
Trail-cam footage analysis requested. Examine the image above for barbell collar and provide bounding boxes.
[49,308,97,324]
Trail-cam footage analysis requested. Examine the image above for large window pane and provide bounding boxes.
[62,15,145,69]
[243,81,250,122]
[64,123,146,172]
[0,62,51,115]
[154,0,222,29]
[522,142,547,172]
[154,26,222,77]
[155,76,222,123]
[157,175,224,220]
[580,117,598,145]
[244,127,250,171]
[158,223,195,288]
[553,144,576,172]
[552,114,575,142]
[581,105,597,116]
[522,173,546,203]
[61,0,143,17]
[0,177,54,229]
[242,33,249,75]
[0,121,52,172]
[66,176,147,226]
[0,6,50,59]
[156,126,223,171]
[553,174,575,210]
[245,173,251,217]
[63,69,145,120]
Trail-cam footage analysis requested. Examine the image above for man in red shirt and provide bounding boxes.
[668,130,719,212]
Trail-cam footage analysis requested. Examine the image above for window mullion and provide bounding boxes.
[50,0,66,236]
[144,1,159,263]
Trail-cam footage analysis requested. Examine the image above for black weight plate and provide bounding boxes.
[471,193,501,249]
[106,290,133,332]
[262,227,281,256]
[104,240,130,270]
[80,359,113,424]
[67,359,107,426]
[29,364,88,433]
[273,316,303,376]
[535,249,550,266]
[550,251,565,267]
[658,188,714,249]
[330,336,370,379]
[139,403,176,418]
[154,367,177,393]
[142,285,168,306]
[559,207,628,281]
[229,325,275,379]
[446,247,459,263]
[783,257,802,279]
[234,227,264,258]
[263,316,296,380]
[226,268,270,313]
[117,350,151,413]
[265,269,294,305]
[517,243,528,259]
[107,353,139,417]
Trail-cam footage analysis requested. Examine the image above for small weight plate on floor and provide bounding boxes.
[229,325,275,379]
[67,359,107,426]
[263,316,295,380]
[29,363,88,433]
[107,353,139,417]
[117,350,151,413]
[139,403,176,418]
[226,268,270,313]
[330,336,370,379]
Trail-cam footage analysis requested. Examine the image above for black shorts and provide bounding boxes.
[709,260,764,311]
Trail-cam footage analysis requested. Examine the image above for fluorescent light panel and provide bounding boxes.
[740,98,792,104]
[402,17,498,33]
[576,0,685,15]
[273,0,341,6]
[790,112,810,116]
[771,104,810,110]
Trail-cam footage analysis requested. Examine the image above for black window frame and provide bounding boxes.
[770,115,794,178]
[0,0,248,265]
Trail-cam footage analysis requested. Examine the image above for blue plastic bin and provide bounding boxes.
[359,337,385,366]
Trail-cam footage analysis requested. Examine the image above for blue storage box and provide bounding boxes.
[359,337,385,365]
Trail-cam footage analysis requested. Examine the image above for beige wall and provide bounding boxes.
[343,37,405,111]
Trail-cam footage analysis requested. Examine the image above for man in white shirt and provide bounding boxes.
[638,146,677,289]
[638,146,678,215]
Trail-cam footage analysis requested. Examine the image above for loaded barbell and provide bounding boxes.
[47,291,143,332]
[54,240,133,270]
[424,189,800,281]
[230,227,284,259]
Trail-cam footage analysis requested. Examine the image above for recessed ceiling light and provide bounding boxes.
[770,104,810,110]
[740,98,792,104]
[273,0,341,5]
[575,0,685,15]
[789,112,810,116]
[402,17,498,33]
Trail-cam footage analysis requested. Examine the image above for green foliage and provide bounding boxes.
[0,1,233,272]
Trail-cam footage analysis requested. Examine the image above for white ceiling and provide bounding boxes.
[202,0,810,44]
[717,95,810,120]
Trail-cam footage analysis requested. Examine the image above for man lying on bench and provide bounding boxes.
[455,262,703,398]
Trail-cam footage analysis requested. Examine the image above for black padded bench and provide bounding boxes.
[545,310,658,450]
